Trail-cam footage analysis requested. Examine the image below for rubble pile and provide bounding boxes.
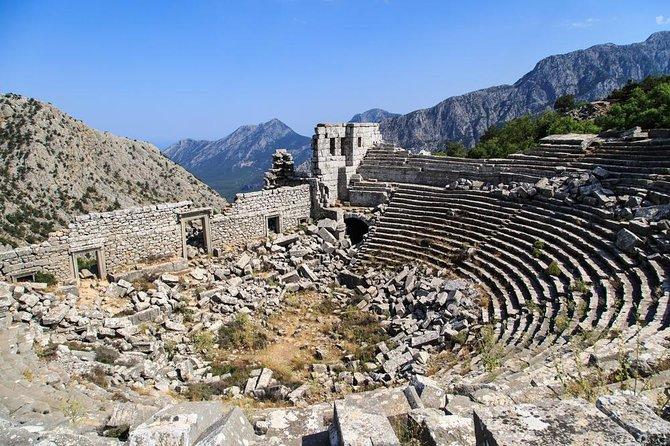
[348,266,483,379]
[0,218,361,402]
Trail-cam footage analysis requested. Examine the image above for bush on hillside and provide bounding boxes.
[596,76,670,130]
[434,141,467,157]
[554,94,576,113]
[467,112,600,159]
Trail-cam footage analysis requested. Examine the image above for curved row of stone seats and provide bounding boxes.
[358,182,669,351]
[519,195,670,328]
[359,192,517,307]
[357,185,569,341]
[358,184,548,345]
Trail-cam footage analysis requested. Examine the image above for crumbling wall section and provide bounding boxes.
[312,123,382,205]
[211,184,311,247]
[0,202,189,282]
[66,202,188,272]
[0,241,70,282]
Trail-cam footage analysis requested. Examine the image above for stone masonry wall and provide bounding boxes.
[0,184,312,283]
[312,123,382,205]
[67,202,188,271]
[211,184,311,247]
[357,151,551,187]
[0,202,190,282]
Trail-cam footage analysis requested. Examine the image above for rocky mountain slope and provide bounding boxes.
[164,119,311,199]
[0,94,228,248]
[380,31,670,149]
[349,108,399,123]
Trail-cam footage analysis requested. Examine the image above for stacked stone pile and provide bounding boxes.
[346,266,482,380]
[263,149,296,189]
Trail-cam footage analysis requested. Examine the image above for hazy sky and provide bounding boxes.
[1,0,669,147]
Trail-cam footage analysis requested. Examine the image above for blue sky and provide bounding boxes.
[1,1,668,147]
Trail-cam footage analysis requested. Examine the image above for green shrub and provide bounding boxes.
[596,76,670,130]
[554,315,569,333]
[433,141,468,157]
[554,94,576,113]
[191,330,216,356]
[84,365,109,388]
[478,325,505,372]
[571,279,589,294]
[218,314,268,351]
[467,112,600,159]
[35,342,58,360]
[334,306,389,362]
[34,271,57,286]
[546,261,561,277]
[95,346,119,364]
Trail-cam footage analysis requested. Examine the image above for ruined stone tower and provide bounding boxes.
[311,123,382,206]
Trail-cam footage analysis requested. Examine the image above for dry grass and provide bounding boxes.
[213,290,343,392]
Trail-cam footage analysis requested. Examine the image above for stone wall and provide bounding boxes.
[311,123,382,205]
[0,202,189,283]
[211,184,311,247]
[67,202,188,271]
[0,183,313,284]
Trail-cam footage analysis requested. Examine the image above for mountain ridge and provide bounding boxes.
[164,119,311,199]
[0,93,228,248]
[378,31,670,149]
[349,108,399,123]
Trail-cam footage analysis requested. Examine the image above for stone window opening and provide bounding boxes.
[179,208,213,260]
[344,217,369,245]
[71,248,106,281]
[267,215,281,235]
[185,219,206,258]
[357,137,362,148]
[14,272,37,283]
[330,138,336,156]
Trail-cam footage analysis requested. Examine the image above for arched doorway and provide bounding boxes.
[344,217,369,245]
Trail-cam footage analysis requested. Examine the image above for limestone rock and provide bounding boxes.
[596,393,670,445]
[473,399,637,445]
[330,401,400,446]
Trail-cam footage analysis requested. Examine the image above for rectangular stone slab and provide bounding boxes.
[473,398,637,446]
[332,401,400,446]
[129,401,229,446]
[596,393,670,445]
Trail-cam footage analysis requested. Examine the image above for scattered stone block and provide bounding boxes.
[197,407,258,445]
[473,399,637,445]
[615,228,640,252]
[330,401,400,446]
[410,375,447,409]
[129,402,228,446]
[596,393,670,445]
[409,408,475,446]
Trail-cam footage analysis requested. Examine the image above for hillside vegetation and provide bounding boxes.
[435,75,670,159]
[0,94,228,248]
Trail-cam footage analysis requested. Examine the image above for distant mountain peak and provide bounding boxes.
[349,108,399,123]
[164,119,311,199]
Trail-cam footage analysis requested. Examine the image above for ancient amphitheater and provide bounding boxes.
[1,123,669,445]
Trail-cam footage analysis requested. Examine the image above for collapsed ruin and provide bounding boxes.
[1,123,670,445]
